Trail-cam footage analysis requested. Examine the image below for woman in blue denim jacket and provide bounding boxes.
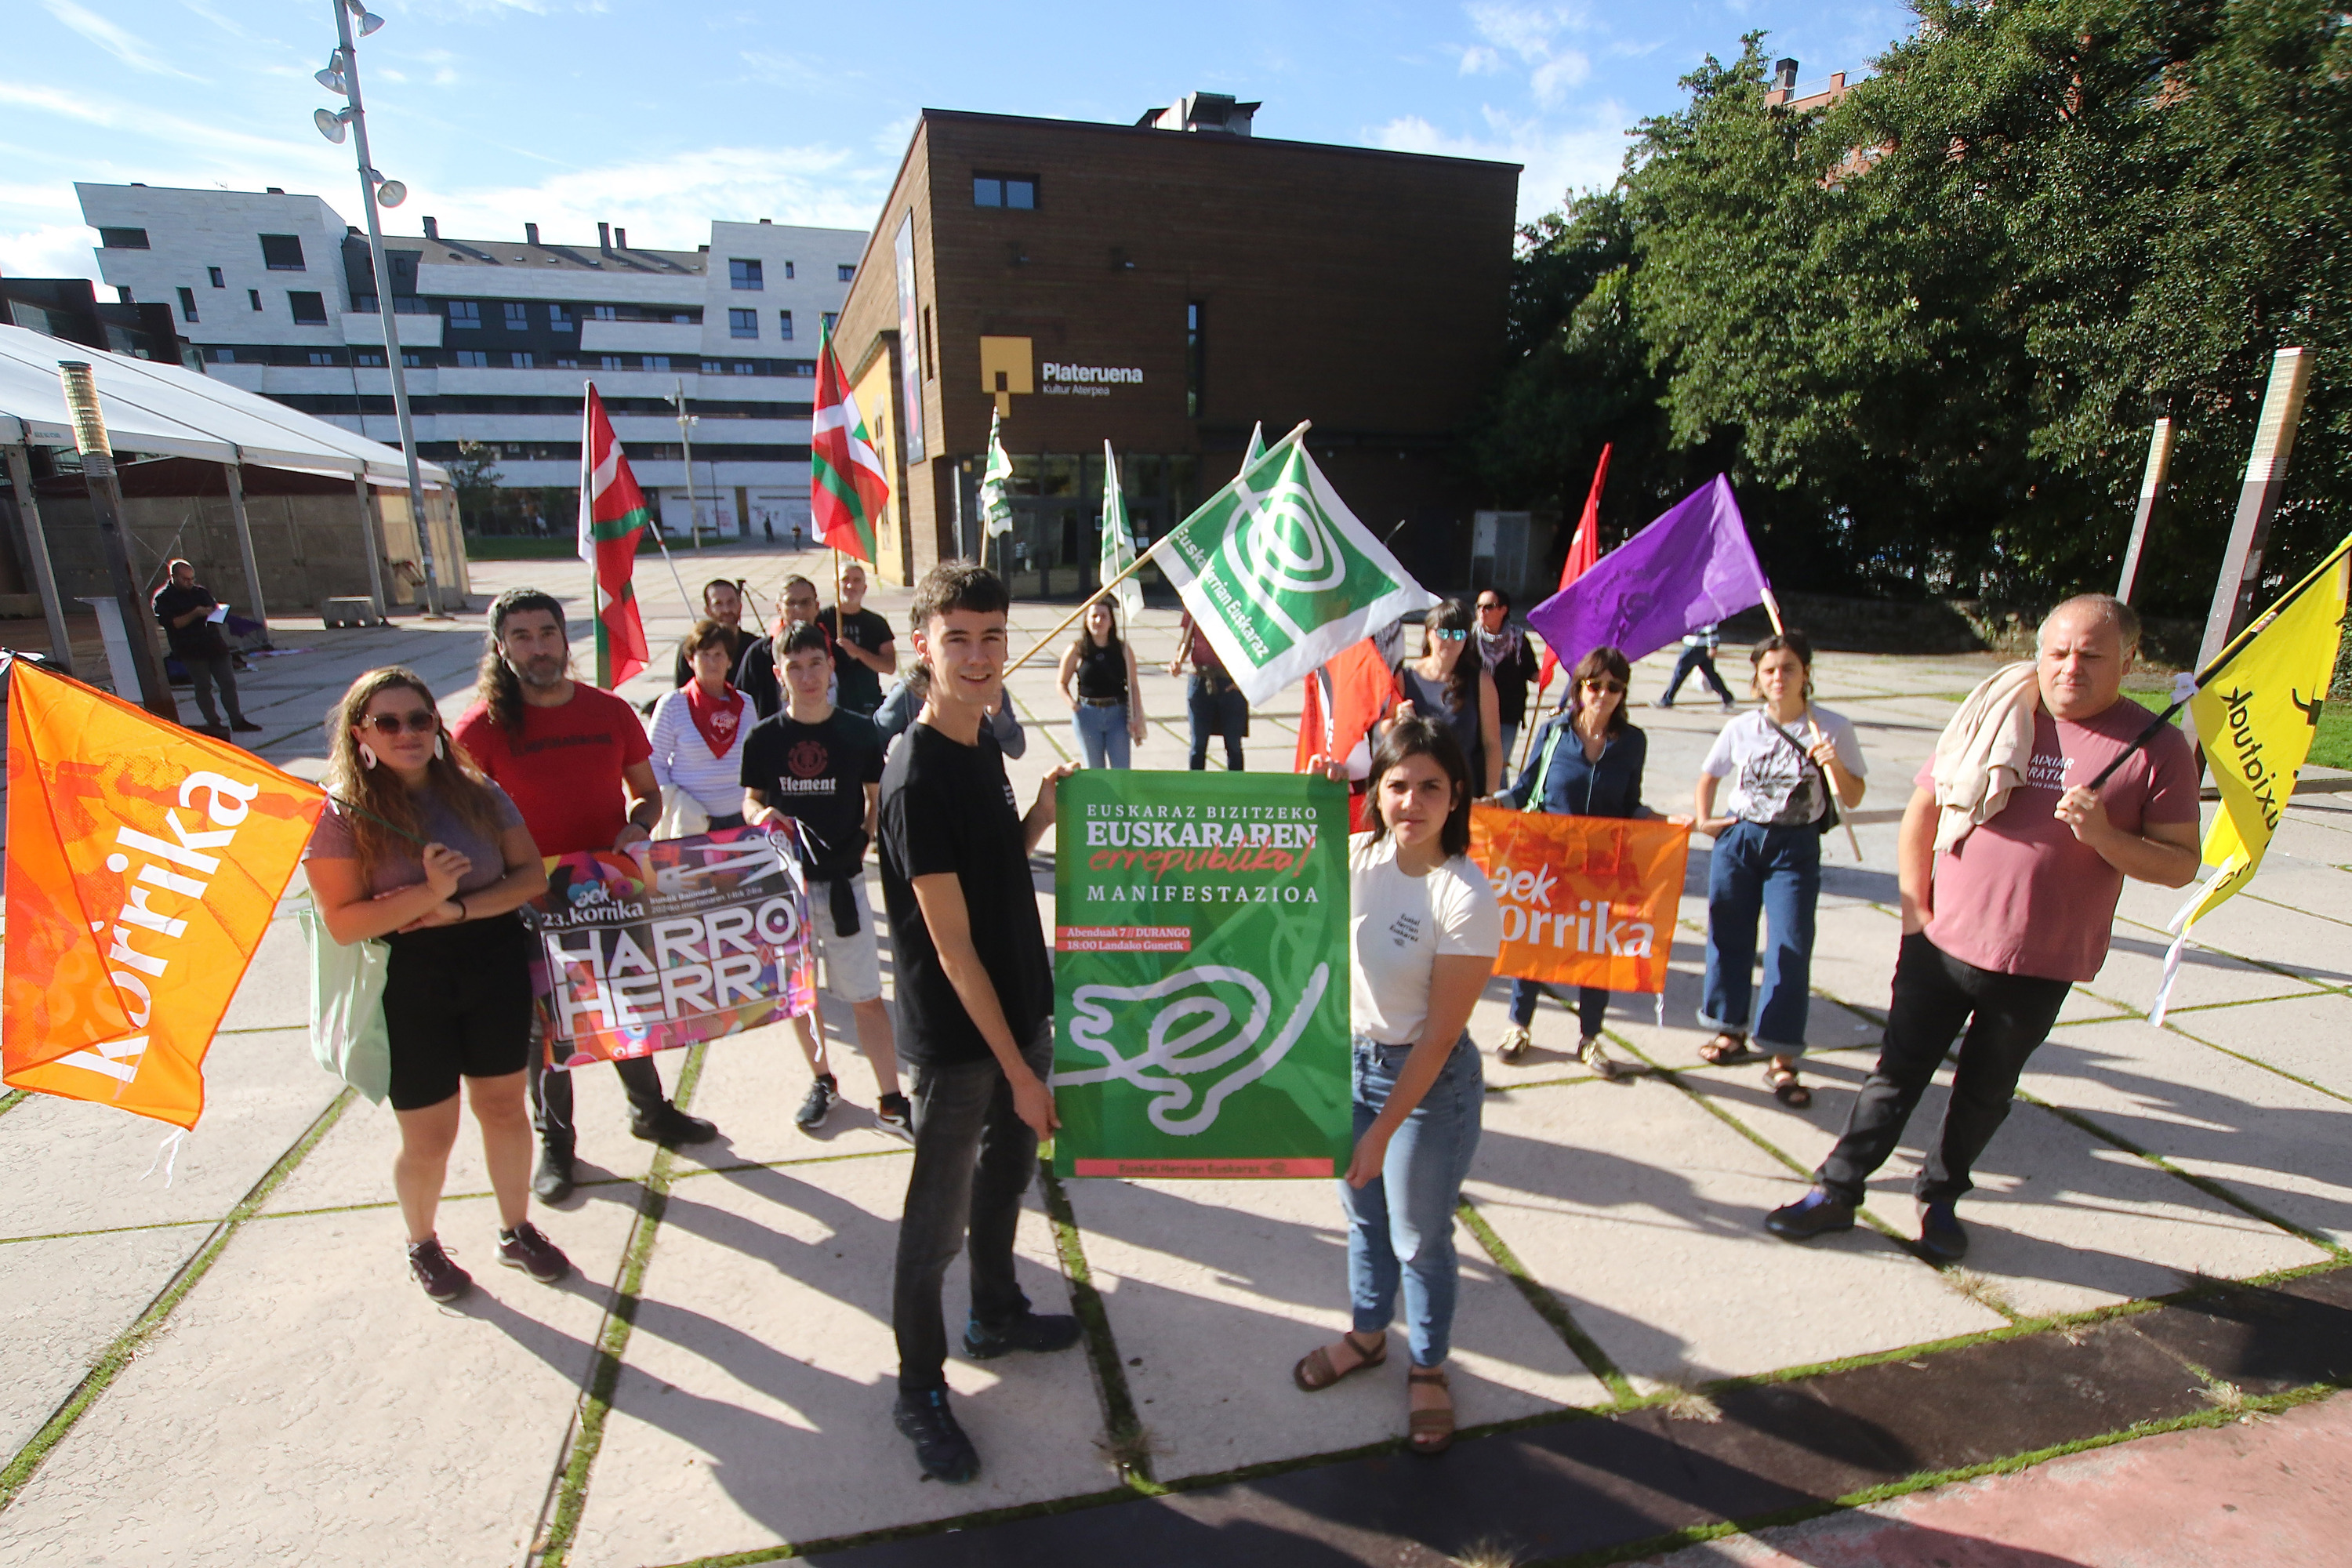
[1292,714,1500,1456]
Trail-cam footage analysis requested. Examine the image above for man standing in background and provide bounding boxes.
[1475,588,1540,760]
[822,562,897,719]
[151,558,260,735]
[671,578,752,688]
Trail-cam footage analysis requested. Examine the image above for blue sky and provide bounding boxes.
[4,1,1918,282]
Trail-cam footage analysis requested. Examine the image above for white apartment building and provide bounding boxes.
[77,183,866,538]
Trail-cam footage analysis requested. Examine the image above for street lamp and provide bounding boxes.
[673,377,701,550]
[312,0,445,616]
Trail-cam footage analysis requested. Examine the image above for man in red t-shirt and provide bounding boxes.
[452,588,721,1202]
[1768,595,2201,1261]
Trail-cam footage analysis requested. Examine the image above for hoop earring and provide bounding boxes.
[358,742,379,771]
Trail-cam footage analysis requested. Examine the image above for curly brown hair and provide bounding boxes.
[324,666,509,880]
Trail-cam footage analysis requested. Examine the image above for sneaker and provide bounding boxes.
[630,1102,718,1147]
[1766,1188,1857,1242]
[532,1142,575,1203]
[964,1311,1082,1360]
[892,1387,980,1484]
[408,1236,472,1303]
[1720,699,1736,714]
[795,1076,840,1133]
[230,717,264,733]
[1650,699,1675,710]
[1577,1033,1622,1080]
[1917,1200,1969,1264]
[498,1221,572,1283]
[876,1092,915,1144]
[1495,1025,1531,1064]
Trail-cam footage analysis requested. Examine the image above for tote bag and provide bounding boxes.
[298,903,393,1105]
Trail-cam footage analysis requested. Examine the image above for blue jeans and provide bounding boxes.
[1663,644,1734,706]
[1071,702,1131,768]
[1700,820,1821,1055]
[1508,980,1607,1036]
[1341,1033,1483,1367]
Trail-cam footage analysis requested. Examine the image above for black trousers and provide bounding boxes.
[528,1031,670,1149]
[1816,932,2071,1207]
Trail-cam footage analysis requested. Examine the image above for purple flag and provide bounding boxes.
[1526,474,1772,671]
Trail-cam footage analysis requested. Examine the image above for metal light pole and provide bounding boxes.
[674,377,702,550]
[318,0,445,615]
[57,363,176,717]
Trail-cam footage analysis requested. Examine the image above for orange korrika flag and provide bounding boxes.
[2,659,325,1128]
[1468,804,1690,994]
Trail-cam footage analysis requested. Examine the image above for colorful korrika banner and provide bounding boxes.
[1468,806,1691,993]
[532,825,815,1068]
[2,658,325,1128]
[1051,771,1352,1178]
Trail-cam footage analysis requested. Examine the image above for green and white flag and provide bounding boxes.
[1156,427,1437,705]
[1241,420,1267,471]
[1098,440,1143,623]
[979,409,1014,540]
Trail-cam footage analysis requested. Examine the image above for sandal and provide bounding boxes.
[1407,1365,1455,1454]
[1699,1032,1755,1066]
[1766,1065,1813,1109]
[1294,1330,1385,1392]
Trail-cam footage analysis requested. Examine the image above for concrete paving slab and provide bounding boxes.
[1062,1174,1611,1485]
[2083,927,2328,1017]
[568,1155,1108,1567]
[2153,894,2352,990]
[0,1026,334,1242]
[260,1049,663,1218]
[679,1007,909,1171]
[0,1191,639,1568]
[1465,1077,2003,1383]
[2024,1020,2352,1247]
[0,1227,201,1462]
[2160,992,2352,1100]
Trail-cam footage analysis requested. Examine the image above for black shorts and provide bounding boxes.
[382,913,535,1111]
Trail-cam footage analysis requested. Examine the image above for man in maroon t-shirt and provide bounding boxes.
[452,588,722,1202]
[1768,595,2201,1261]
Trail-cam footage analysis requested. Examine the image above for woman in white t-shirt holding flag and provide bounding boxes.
[1693,631,1867,1108]
[1291,713,1501,1457]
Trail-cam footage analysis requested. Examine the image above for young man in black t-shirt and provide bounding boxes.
[151,558,260,734]
[819,561,895,717]
[880,561,1077,1485]
[741,622,909,1141]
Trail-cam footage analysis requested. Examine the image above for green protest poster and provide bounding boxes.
[1051,770,1352,1178]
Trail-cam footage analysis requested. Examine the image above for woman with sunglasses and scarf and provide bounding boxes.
[1692,632,1867,1108]
[1487,646,1672,1079]
[303,666,568,1304]
[1392,598,1504,797]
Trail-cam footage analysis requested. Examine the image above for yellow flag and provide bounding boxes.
[2179,539,2352,929]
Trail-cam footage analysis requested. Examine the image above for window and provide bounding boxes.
[591,305,617,320]
[822,311,837,334]
[448,299,480,328]
[455,350,488,367]
[973,173,1038,209]
[600,355,625,370]
[783,261,794,279]
[503,302,528,330]
[731,362,755,376]
[921,305,934,379]
[777,310,793,341]
[354,351,385,366]
[554,357,578,368]
[548,305,573,332]
[99,227,150,249]
[403,353,423,367]
[644,355,670,371]
[729,257,763,290]
[1186,299,1204,418]
[307,351,336,365]
[701,360,722,374]
[249,289,263,311]
[176,287,198,323]
[837,263,855,282]
[728,308,758,339]
[511,350,535,368]
[259,234,305,270]
[289,290,328,324]
[209,347,237,364]
[670,311,695,324]
[207,267,225,289]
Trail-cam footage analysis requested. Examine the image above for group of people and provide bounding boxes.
[297,556,2196,1480]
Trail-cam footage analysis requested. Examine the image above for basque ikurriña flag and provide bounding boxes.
[812,318,888,561]
[578,384,653,688]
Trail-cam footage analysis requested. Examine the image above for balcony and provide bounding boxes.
[341,312,444,347]
[579,319,705,354]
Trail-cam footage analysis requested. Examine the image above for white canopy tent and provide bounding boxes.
[0,324,453,677]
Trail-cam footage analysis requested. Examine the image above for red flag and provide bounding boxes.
[1294,638,1399,774]
[811,318,887,561]
[1537,442,1611,699]
[578,385,652,688]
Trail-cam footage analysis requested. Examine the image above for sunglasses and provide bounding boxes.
[1433,628,1468,642]
[1582,678,1627,694]
[361,710,440,736]
[1476,601,1504,612]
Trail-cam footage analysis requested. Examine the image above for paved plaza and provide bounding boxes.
[2,543,2349,1566]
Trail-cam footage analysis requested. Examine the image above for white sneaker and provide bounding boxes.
[1496,1025,1531,1063]
[1578,1034,1622,1080]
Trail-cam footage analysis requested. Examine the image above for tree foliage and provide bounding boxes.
[1478,2,2352,612]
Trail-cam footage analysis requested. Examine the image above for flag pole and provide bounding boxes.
[1004,420,1312,674]
[644,514,702,622]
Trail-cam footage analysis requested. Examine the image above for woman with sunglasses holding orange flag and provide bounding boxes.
[302,667,569,1305]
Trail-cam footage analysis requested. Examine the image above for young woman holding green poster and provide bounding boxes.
[1294,714,1501,1455]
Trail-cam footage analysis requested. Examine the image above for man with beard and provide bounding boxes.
[670,578,753,688]
[452,588,721,1202]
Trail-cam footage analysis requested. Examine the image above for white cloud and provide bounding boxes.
[1373,103,1629,223]
[1530,52,1592,104]
[0,221,103,282]
[1465,2,1591,60]
[1457,45,1504,75]
[417,145,890,250]
[45,0,205,80]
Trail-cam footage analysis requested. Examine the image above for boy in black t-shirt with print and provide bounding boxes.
[879,561,1077,1485]
[741,622,909,1141]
